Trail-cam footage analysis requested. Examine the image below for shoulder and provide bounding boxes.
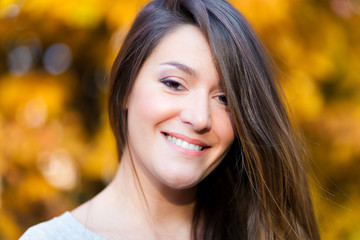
[19,211,106,240]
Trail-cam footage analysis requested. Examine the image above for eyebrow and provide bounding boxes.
[160,61,198,77]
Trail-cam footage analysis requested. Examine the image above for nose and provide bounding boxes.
[179,91,211,132]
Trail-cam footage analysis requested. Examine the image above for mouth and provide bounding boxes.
[162,132,210,152]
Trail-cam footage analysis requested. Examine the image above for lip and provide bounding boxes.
[162,131,209,147]
[161,132,210,156]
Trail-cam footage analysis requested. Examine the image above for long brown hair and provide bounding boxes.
[108,0,320,239]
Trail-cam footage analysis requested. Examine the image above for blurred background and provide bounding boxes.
[0,0,359,239]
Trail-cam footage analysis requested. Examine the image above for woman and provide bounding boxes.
[21,0,320,239]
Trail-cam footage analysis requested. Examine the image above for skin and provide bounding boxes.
[72,25,235,240]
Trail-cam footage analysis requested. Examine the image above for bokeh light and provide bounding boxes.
[37,149,78,190]
[43,43,72,75]
[347,0,360,15]
[23,97,47,128]
[7,46,34,76]
[0,3,20,18]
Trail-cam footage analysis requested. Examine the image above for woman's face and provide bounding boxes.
[126,25,235,190]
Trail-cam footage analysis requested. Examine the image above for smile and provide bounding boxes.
[163,133,208,151]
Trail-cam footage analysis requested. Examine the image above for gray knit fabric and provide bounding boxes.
[19,212,106,240]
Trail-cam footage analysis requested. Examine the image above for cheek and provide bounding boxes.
[129,86,177,128]
[213,110,235,147]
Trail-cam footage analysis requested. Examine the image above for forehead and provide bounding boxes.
[143,25,219,80]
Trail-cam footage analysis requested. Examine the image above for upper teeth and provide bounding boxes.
[166,135,203,151]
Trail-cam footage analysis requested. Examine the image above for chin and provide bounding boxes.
[158,169,202,190]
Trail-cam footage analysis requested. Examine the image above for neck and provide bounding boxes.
[115,148,197,222]
[88,148,197,239]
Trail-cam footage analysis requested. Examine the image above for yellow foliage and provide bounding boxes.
[106,1,148,29]
[78,117,117,180]
[283,70,324,120]
[0,210,21,240]
[304,51,336,81]
[230,0,290,28]
[0,74,67,120]
[22,0,102,28]
[0,0,16,8]
[0,1,359,239]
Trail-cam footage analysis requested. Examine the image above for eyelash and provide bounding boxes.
[160,78,186,91]
[160,78,228,106]
[216,94,228,106]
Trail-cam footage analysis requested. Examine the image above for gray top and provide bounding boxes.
[19,211,107,240]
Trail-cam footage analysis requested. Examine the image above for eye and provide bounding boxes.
[216,94,228,105]
[160,78,186,91]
